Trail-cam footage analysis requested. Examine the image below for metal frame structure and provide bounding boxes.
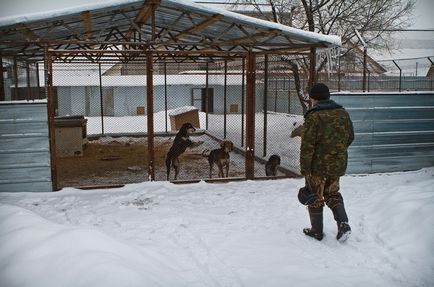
[0,0,340,190]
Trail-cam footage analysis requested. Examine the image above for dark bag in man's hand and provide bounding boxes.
[298,185,318,205]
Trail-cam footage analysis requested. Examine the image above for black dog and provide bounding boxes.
[165,122,202,180]
[265,154,281,176]
[204,140,234,178]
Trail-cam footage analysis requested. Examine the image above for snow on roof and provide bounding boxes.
[0,99,47,104]
[166,0,341,47]
[0,0,340,48]
[168,106,198,116]
[0,0,139,27]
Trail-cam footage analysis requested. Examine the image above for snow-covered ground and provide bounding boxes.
[1,106,433,286]
[1,167,433,287]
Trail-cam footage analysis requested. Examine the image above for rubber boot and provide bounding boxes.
[332,204,351,242]
[303,206,324,241]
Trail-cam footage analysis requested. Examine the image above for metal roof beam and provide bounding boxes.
[125,0,161,41]
[15,23,39,41]
[173,14,224,41]
[80,11,93,39]
[156,12,186,40]
[135,0,161,26]
[220,30,279,46]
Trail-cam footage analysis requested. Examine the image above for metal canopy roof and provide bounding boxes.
[0,0,341,62]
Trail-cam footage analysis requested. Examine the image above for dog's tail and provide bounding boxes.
[201,149,210,157]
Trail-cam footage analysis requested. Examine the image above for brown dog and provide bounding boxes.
[265,154,281,176]
[204,140,234,178]
[165,122,203,180]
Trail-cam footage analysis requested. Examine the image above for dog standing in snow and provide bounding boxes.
[165,122,203,180]
[203,139,234,178]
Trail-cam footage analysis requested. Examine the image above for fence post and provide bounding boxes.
[146,51,155,181]
[224,59,227,138]
[0,51,4,101]
[241,58,245,147]
[367,69,370,92]
[287,76,291,114]
[392,60,402,92]
[36,62,41,99]
[245,51,256,179]
[164,61,168,133]
[263,55,268,158]
[363,47,367,92]
[205,62,209,130]
[45,46,59,191]
[98,63,104,135]
[338,54,341,92]
[13,56,18,100]
[26,61,31,101]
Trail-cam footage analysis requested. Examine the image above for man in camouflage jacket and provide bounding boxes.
[300,83,354,242]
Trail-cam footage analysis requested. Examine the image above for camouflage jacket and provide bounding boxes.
[300,100,354,177]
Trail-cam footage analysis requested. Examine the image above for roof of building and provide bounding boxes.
[426,64,434,77]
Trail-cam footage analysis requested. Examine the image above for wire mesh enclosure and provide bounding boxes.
[46,51,306,188]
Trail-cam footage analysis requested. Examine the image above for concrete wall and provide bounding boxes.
[331,92,434,173]
[0,103,52,192]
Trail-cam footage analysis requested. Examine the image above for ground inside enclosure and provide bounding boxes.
[56,134,283,188]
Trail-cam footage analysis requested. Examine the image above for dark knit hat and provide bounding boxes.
[309,83,330,100]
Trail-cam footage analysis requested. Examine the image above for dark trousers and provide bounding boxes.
[306,175,344,209]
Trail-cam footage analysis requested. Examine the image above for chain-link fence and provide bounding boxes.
[1,59,43,101]
[43,52,308,187]
[2,51,433,187]
[317,56,434,92]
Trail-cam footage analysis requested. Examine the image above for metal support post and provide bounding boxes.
[98,63,105,135]
[245,51,256,179]
[263,55,268,158]
[392,60,402,92]
[146,52,155,181]
[45,46,59,191]
[224,59,227,138]
[0,51,4,101]
[241,58,245,147]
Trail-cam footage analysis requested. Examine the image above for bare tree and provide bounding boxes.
[231,0,415,112]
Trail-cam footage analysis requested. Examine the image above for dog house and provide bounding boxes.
[54,116,88,157]
[169,106,200,131]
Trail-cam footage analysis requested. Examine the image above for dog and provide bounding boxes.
[203,139,234,178]
[265,154,281,176]
[165,122,203,180]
